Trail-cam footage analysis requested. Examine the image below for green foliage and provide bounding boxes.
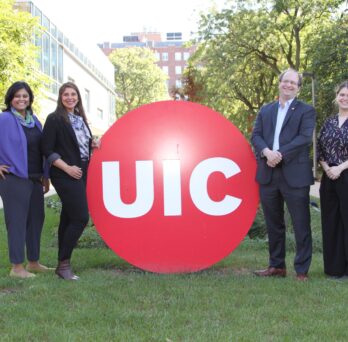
[247,207,267,239]
[109,47,169,118]
[0,0,45,109]
[46,198,106,249]
[46,197,62,213]
[305,13,348,128]
[248,200,323,252]
[184,0,346,134]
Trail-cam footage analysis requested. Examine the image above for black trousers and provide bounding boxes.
[320,171,348,276]
[0,175,44,264]
[51,162,89,261]
[260,168,312,274]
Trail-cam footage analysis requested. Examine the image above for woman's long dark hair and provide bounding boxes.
[55,82,88,123]
[3,81,34,113]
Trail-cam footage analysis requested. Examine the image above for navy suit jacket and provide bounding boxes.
[251,98,316,188]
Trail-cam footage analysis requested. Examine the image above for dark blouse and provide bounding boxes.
[317,115,348,165]
[21,125,43,177]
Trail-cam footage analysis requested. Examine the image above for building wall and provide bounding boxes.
[131,32,162,42]
[63,50,115,135]
[99,33,196,97]
[16,0,116,134]
[155,45,196,91]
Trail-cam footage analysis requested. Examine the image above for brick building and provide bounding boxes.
[99,32,196,95]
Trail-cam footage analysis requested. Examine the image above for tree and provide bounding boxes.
[109,47,169,118]
[0,0,44,108]
[304,12,348,128]
[183,0,346,134]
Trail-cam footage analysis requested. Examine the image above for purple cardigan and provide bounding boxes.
[0,110,47,178]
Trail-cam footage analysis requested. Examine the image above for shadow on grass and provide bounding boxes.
[94,262,253,278]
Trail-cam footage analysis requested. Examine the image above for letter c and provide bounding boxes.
[189,157,242,216]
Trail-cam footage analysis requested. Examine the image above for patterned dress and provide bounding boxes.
[317,114,348,277]
[317,114,348,165]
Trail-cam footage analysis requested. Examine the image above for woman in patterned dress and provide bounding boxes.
[318,81,348,279]
[42,82,99,280]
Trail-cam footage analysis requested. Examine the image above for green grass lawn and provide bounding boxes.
[1,197,347,341]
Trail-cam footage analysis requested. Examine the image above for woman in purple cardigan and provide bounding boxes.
[0,82,51,278]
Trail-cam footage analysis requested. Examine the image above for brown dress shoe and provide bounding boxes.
[55,260,79,280]
[254,267,286,277]
[296,273,308,281]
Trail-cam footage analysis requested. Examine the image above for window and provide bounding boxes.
[175,80,182,88]
[84,89,90,113]
[34,28,42,66]
[42,32,50,75]
[175,52,182,61]
[167,32,182,40]
[162,52,168,61]
[109,93,116,124]
[97,108,103,120]
[154,52,160,61]
[50,23,57,38]
[162,66,169,74]
[175,66,182,75]
[57,46,63,83]
[183,52,190,61]
[33,5,41,21]
[42,14,50,30]
[51,40,57,79]
[57,30,63,43]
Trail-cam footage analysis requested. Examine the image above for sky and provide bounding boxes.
[33,0,228,46]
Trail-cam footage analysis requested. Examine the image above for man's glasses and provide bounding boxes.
[280,79,299,86]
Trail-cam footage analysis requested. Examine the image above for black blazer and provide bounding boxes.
[41,112,92,179]
[251,98,316,188]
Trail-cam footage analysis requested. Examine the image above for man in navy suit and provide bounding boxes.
[251,69,316,281]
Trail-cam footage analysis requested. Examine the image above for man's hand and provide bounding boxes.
[0,165,10,179]
[263,148,282,168]
[267,160,279,168]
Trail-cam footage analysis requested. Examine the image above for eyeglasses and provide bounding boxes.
[280,79,299,86]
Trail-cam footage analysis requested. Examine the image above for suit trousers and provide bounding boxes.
[320,171,348,277]
[51,161,89,261]
[0,175,44,264]
[260,168,312,274]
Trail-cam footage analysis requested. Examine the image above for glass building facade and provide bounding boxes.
[15,0,116,130]
[15,1,115,95]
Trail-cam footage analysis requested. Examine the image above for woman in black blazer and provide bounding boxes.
[42,82,99,280]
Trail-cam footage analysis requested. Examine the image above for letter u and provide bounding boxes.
[102,161,154,218]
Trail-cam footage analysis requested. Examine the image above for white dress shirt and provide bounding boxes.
[272,98,294,151]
